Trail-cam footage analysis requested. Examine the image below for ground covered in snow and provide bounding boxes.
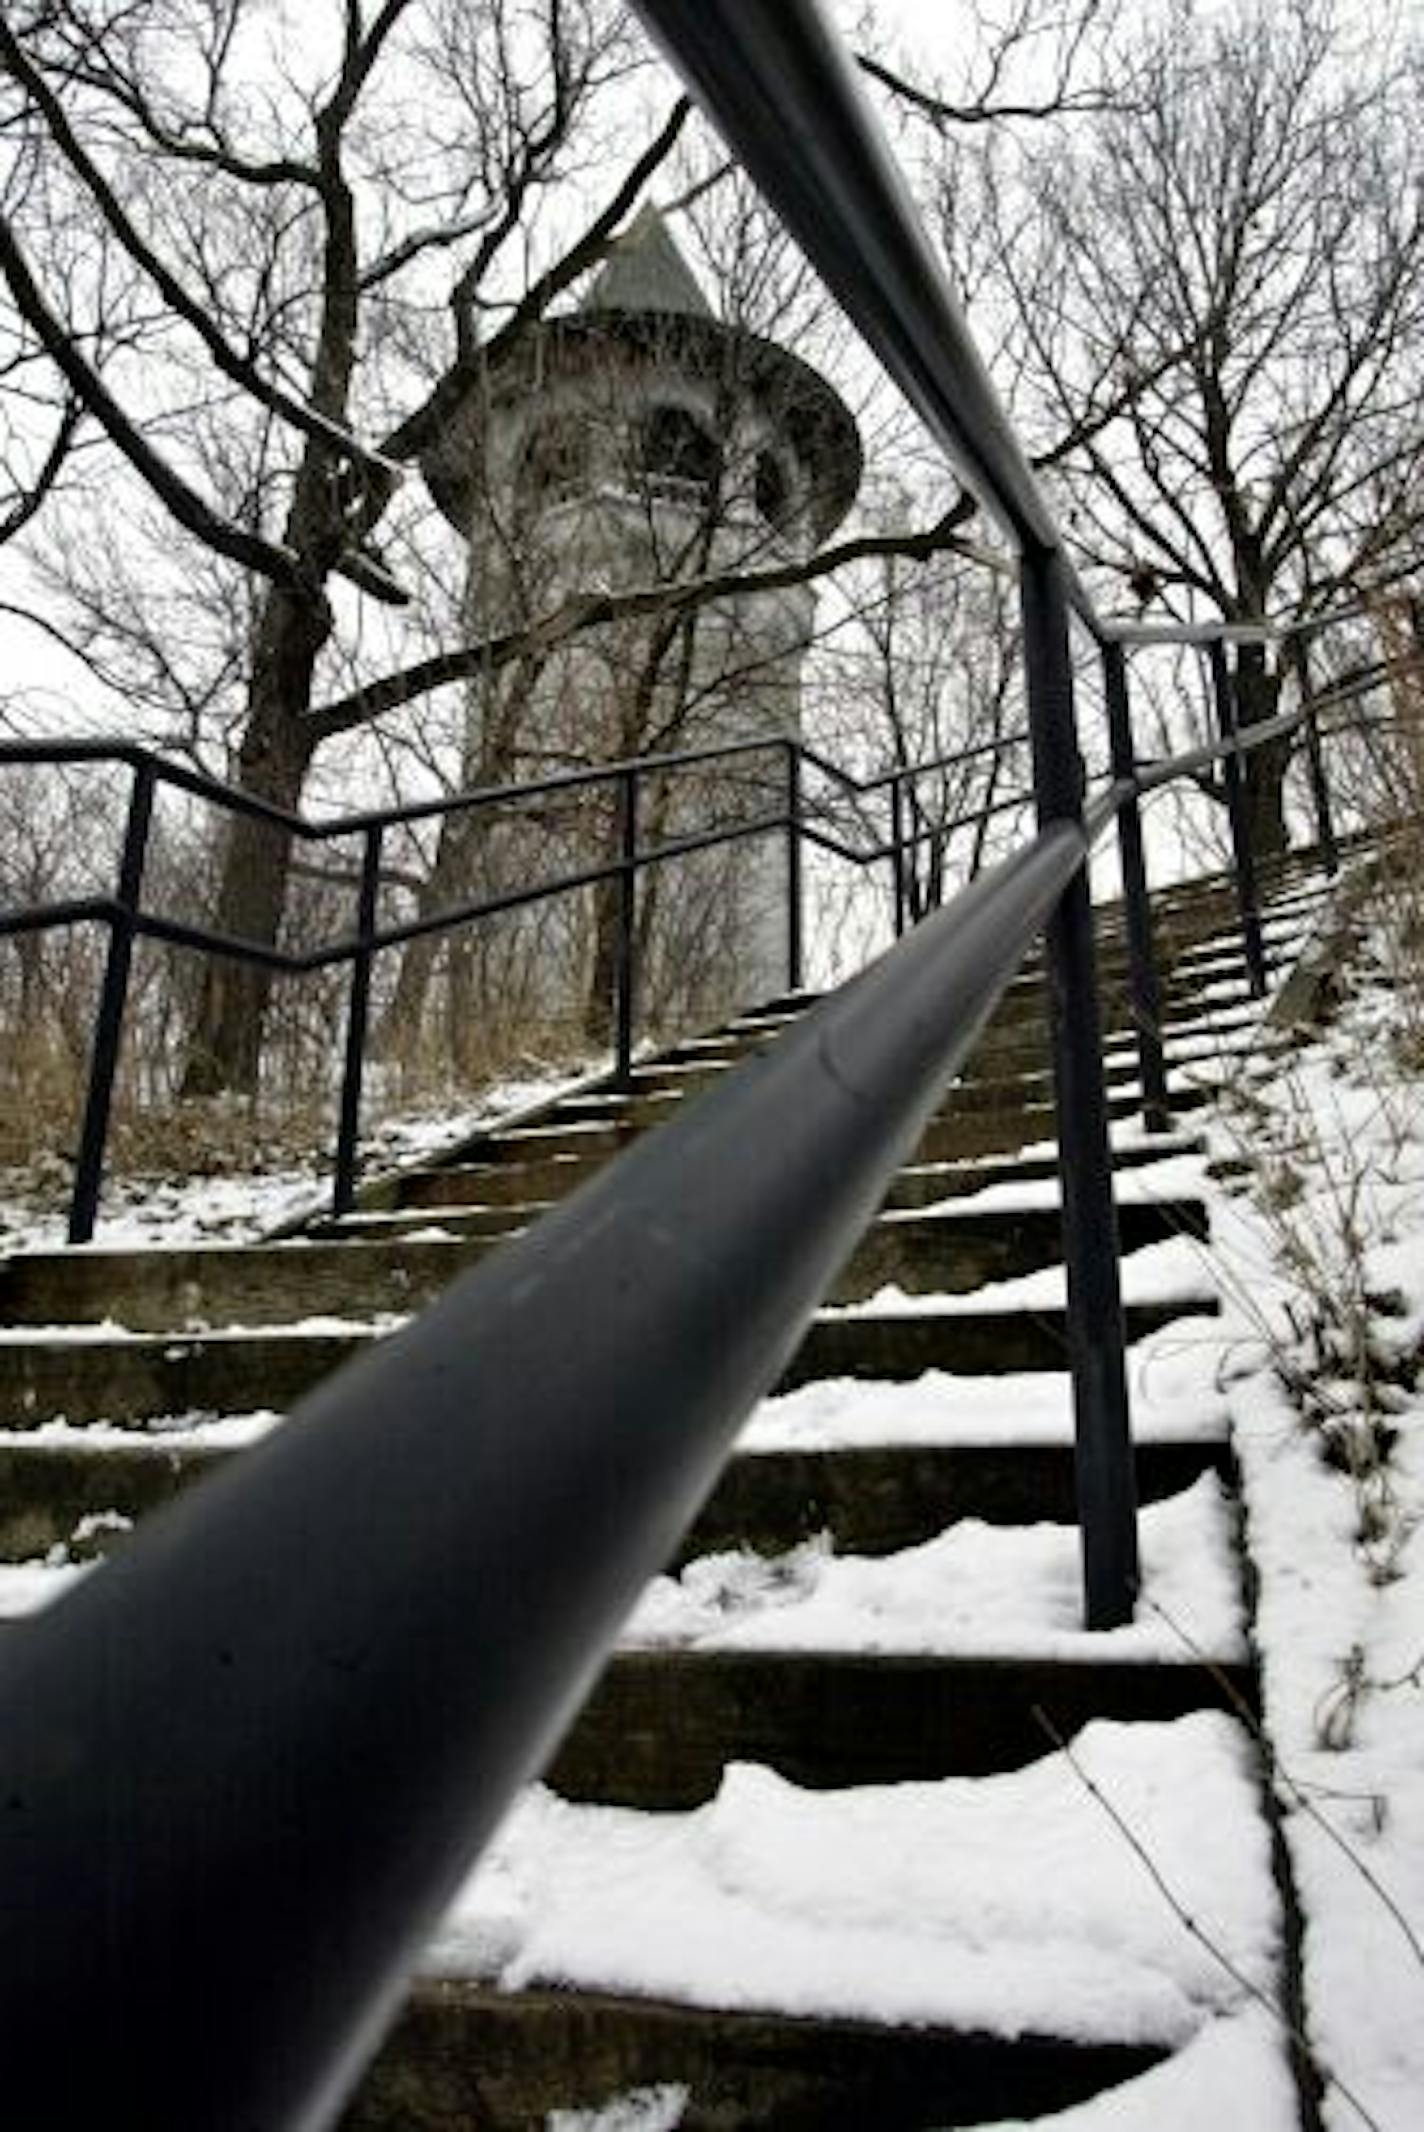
[427,1713,1278,2048]
[0,1063,590,1254]
[1205,951,1424,2132]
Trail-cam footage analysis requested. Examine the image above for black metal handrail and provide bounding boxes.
[0,718,1038,1236]
[0,0,1393,2123]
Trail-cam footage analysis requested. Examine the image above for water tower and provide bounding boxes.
[422,206,862,1029]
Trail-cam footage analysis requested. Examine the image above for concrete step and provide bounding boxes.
[883,1131,1203,1207]
[0,1429,1228,1568]
[0,1295,1211,1427]
[345,1981,1168,2132]
[569,1044,1152,1124]
[0,1199,1205,1334]
[344,1981,1168,2132]
[782,1297,1210,1387]
[324,1145,1203,1237]
[380,1093,1155,1208]
[309,1201,547,1243]
[544,1645,1256,1807]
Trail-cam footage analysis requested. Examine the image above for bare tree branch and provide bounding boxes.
[381,94,693,467]
[0,204,304,588]
[311,501,977,739]
[0,16,399,491]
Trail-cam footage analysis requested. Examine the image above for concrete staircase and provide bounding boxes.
[0,855,1335,2127]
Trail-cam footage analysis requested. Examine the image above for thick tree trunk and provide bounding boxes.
[1235,643,1290,862]
[584,872,620,1047]
[179,585,330,1097]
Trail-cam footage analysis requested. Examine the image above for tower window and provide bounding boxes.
[638,404,720,495]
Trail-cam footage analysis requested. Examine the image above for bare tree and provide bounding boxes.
[971,0,1424,852]
[0,0,653,1091]
[0,0,1131,1100]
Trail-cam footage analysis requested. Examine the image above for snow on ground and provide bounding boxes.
[0,1064,592,1255]
[425,1712,1279,2052]
[1198,959,1424,2132]
[740,1314,1229,1450]
[626,1473,1244,1662]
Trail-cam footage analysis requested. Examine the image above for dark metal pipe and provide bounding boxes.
[1103,644,1171,1133]
[1291,638,1340,876]
[0,893,116,939]
[834,727,1030,798]
[786,738,804,991]
[613,767,639,1085]
[331,824,383,1219]
[0,820,1087,2132]
[0,728,785,845]
[1207,640,1269,997]
[630,0,1063,559]
[890,775,908,935]
[1021,547,1139,1630]
[68,761,155,1245]
[1133,702,1306,795]
[123,807,791,977]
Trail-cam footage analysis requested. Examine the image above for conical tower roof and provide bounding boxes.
[581,204,713,321]
[422,205,861,541]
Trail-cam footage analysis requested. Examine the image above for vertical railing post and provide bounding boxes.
[890,772,908,938]
[69,759,156,1245]
[1207,639,1269,996]
[785,739,804,992]
[332,823,382,1219]
[1103,642,1171,1133]
[612,765,639,1088]
[1021,546,1139,1630]
[1292,636,1339,876]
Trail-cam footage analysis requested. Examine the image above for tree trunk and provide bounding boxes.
[1234,643,1290,862]
[376,805,486,1070]
[179,585,330,1097]
[584,872,620,1047]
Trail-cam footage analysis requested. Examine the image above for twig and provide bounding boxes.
[1031,1703,1383,2132]
[1137,1592,1424,1977]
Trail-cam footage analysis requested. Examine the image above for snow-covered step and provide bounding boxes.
[0,1363,1227,1572]
[326,877,1286,1245]
[550,1636,1254,1808]
[378,1090,1202,1217]
[0,1196,1207,1337]
[328,1132,1204,1231]
[352,1982,1169,2132]
[785,1295,1211,1388]
[884,1130,1204,1207]
[346,1712,1288,2131]
[0,1322,367,1428]
[0,1292,1215,1429]
[538,1450,1248,1809]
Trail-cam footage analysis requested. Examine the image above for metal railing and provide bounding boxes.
[0,0,1387,2123]
[0,720,1039,1242]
